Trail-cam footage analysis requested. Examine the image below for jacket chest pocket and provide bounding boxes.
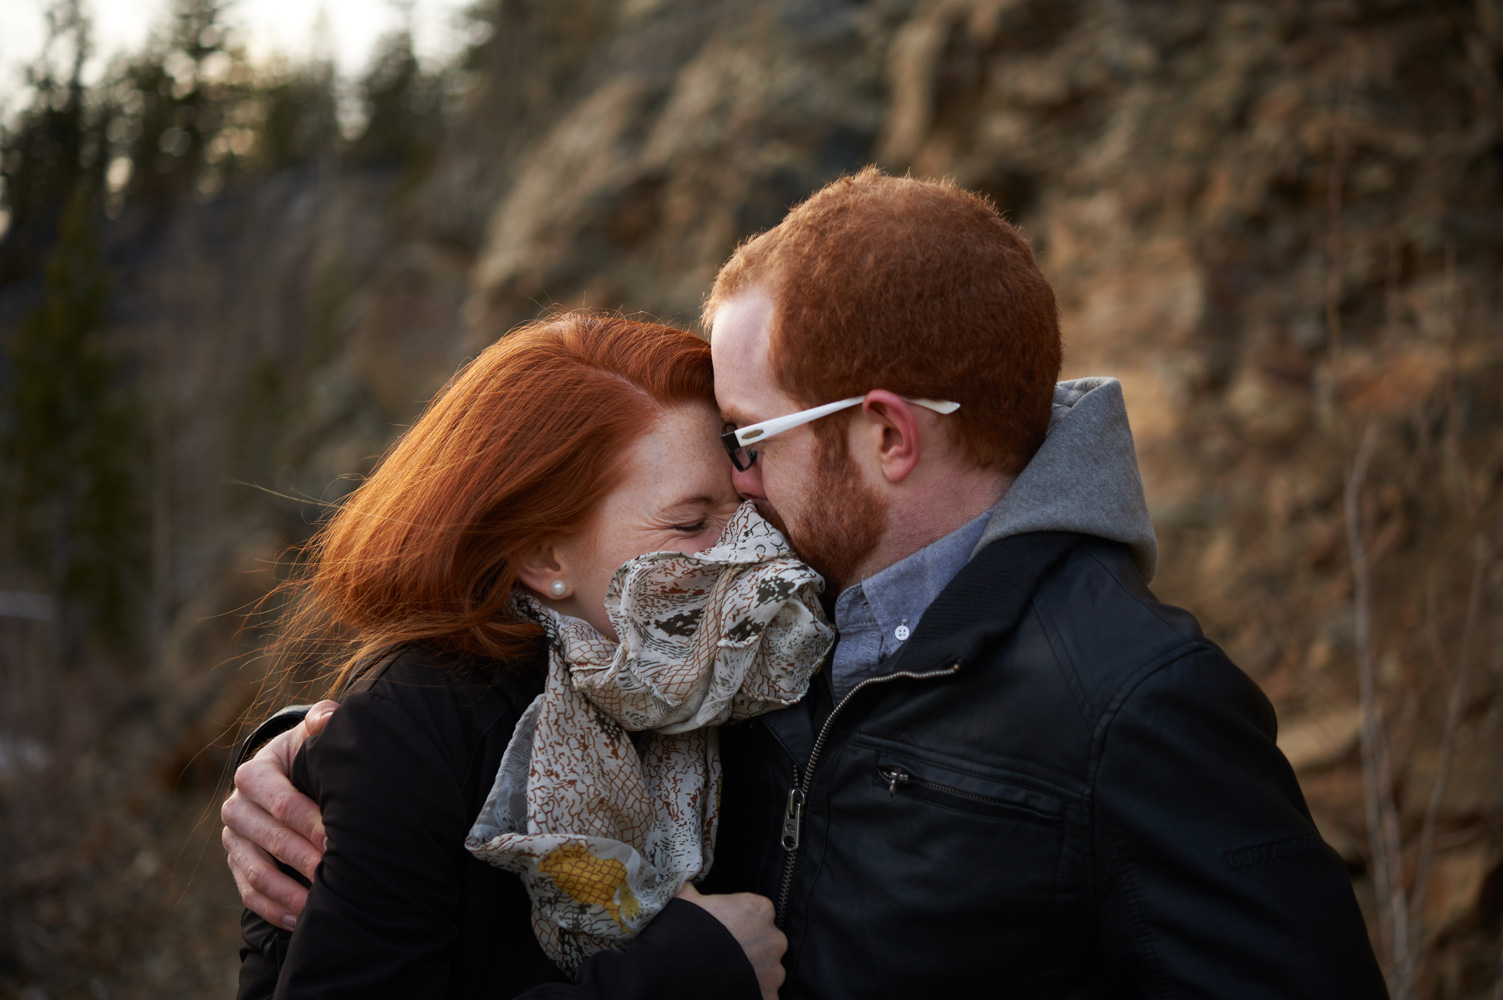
[802,741,1072,994]
[873,753,1065,825]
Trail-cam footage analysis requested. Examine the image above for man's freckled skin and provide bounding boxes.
[710,288,825,521]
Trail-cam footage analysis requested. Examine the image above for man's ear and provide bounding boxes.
[515,544,572,600]
[860,390,922,484]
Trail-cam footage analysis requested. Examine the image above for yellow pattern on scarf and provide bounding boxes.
[537,843,643,930]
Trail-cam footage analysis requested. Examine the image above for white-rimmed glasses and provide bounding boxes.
[720,395,960,472]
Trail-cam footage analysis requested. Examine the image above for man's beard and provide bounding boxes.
[758,431,888,594]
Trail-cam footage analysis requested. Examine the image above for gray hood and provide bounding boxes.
[972,377,1158,582]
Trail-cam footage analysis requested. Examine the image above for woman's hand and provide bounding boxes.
[221,700,339,928]
[674,883,786,1000]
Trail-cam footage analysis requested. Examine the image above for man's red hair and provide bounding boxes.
[705,168,1061,474]
[271,313,714,693]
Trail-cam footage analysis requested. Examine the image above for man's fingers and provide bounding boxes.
[304,699,340,736]
[222,787,323,881]
[748,893,775,923]
[218,702,338,924]
[235,864,306,931]
[233,747,326,857]
[262,782,327,859]
[675,888,786,998]
[222,824,309,925]
[242,885,301,932]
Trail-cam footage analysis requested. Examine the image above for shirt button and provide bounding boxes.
[894,625,911,641]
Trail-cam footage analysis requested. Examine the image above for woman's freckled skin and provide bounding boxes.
[545,402,742,637]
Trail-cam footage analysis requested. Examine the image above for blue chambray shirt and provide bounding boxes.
[829,509,994,701]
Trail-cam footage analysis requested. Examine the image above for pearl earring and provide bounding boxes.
[549,580,567,597]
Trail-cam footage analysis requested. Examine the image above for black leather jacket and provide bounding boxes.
[701,532,1388,999]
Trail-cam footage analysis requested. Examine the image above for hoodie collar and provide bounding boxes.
[972,377,1157,582]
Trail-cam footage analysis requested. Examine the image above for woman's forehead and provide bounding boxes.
[615,404,732,506]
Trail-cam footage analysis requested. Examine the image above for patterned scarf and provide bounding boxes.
[465,502,833,974]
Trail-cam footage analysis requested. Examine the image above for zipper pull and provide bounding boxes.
[781,787,805,850]
[879,765,911,797]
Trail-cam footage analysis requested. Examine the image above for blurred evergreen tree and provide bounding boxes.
[0,0,482,664]
[0,0,143,656]
[351,22,443,169]
[0,0,109,288]
[119,0,231,204]
[257,63,339,172]
[1,190,146,650]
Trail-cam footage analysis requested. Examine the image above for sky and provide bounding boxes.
[0,0,477,101]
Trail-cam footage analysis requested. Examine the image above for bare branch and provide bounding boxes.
[1326,76,1351,359]
[1408,535,1488,950]
[1345,422,1410,990]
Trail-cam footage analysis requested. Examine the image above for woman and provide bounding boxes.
[236,313,830,999]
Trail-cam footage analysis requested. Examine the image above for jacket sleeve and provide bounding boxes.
[261,685,758,1000]
[1093,646,1389,999]
[234,704,312,768]
[521,899,762,1000]
[270,686,491,998]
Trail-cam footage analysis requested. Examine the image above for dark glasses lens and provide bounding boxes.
[720,426,757,472]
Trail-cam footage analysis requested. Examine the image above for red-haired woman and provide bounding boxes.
[232,314,829,1000]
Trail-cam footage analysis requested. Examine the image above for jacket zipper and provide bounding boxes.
[877,764,1018,808]
[774,660,962,925]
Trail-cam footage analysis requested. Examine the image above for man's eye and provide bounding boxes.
[673,521,708,534]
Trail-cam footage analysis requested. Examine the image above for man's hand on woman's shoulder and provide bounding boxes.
[221,700,339,928]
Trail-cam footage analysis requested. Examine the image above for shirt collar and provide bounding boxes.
[833,508,994,644]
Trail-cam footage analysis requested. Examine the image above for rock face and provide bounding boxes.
[2,0,1500,997]
[449,0,890,334]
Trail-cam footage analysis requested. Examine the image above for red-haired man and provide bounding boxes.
[696,169,1386,997]
[224,169,1387,998]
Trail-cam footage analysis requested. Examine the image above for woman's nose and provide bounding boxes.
[732,462,765,501]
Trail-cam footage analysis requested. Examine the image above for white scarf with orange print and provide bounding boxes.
[465,502,832,975]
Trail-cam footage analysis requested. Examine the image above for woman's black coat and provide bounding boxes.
[237,645,758,999]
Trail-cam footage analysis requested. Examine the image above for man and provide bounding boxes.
[225,169,1387,997]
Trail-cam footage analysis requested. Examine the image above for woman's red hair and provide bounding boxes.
[272,312,714,692]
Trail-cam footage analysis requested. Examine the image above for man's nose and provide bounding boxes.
[732,462,765,500]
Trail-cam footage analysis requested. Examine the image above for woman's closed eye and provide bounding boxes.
[657,499,740,552]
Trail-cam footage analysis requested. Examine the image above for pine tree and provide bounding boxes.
[0,0,105,288]
[352,22,443,169]
[2,191,146,650]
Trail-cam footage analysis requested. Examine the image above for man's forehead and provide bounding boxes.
[709,290,772,359]
[710,289,782,419]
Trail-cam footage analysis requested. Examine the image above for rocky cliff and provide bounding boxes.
[1,1,1499,996]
